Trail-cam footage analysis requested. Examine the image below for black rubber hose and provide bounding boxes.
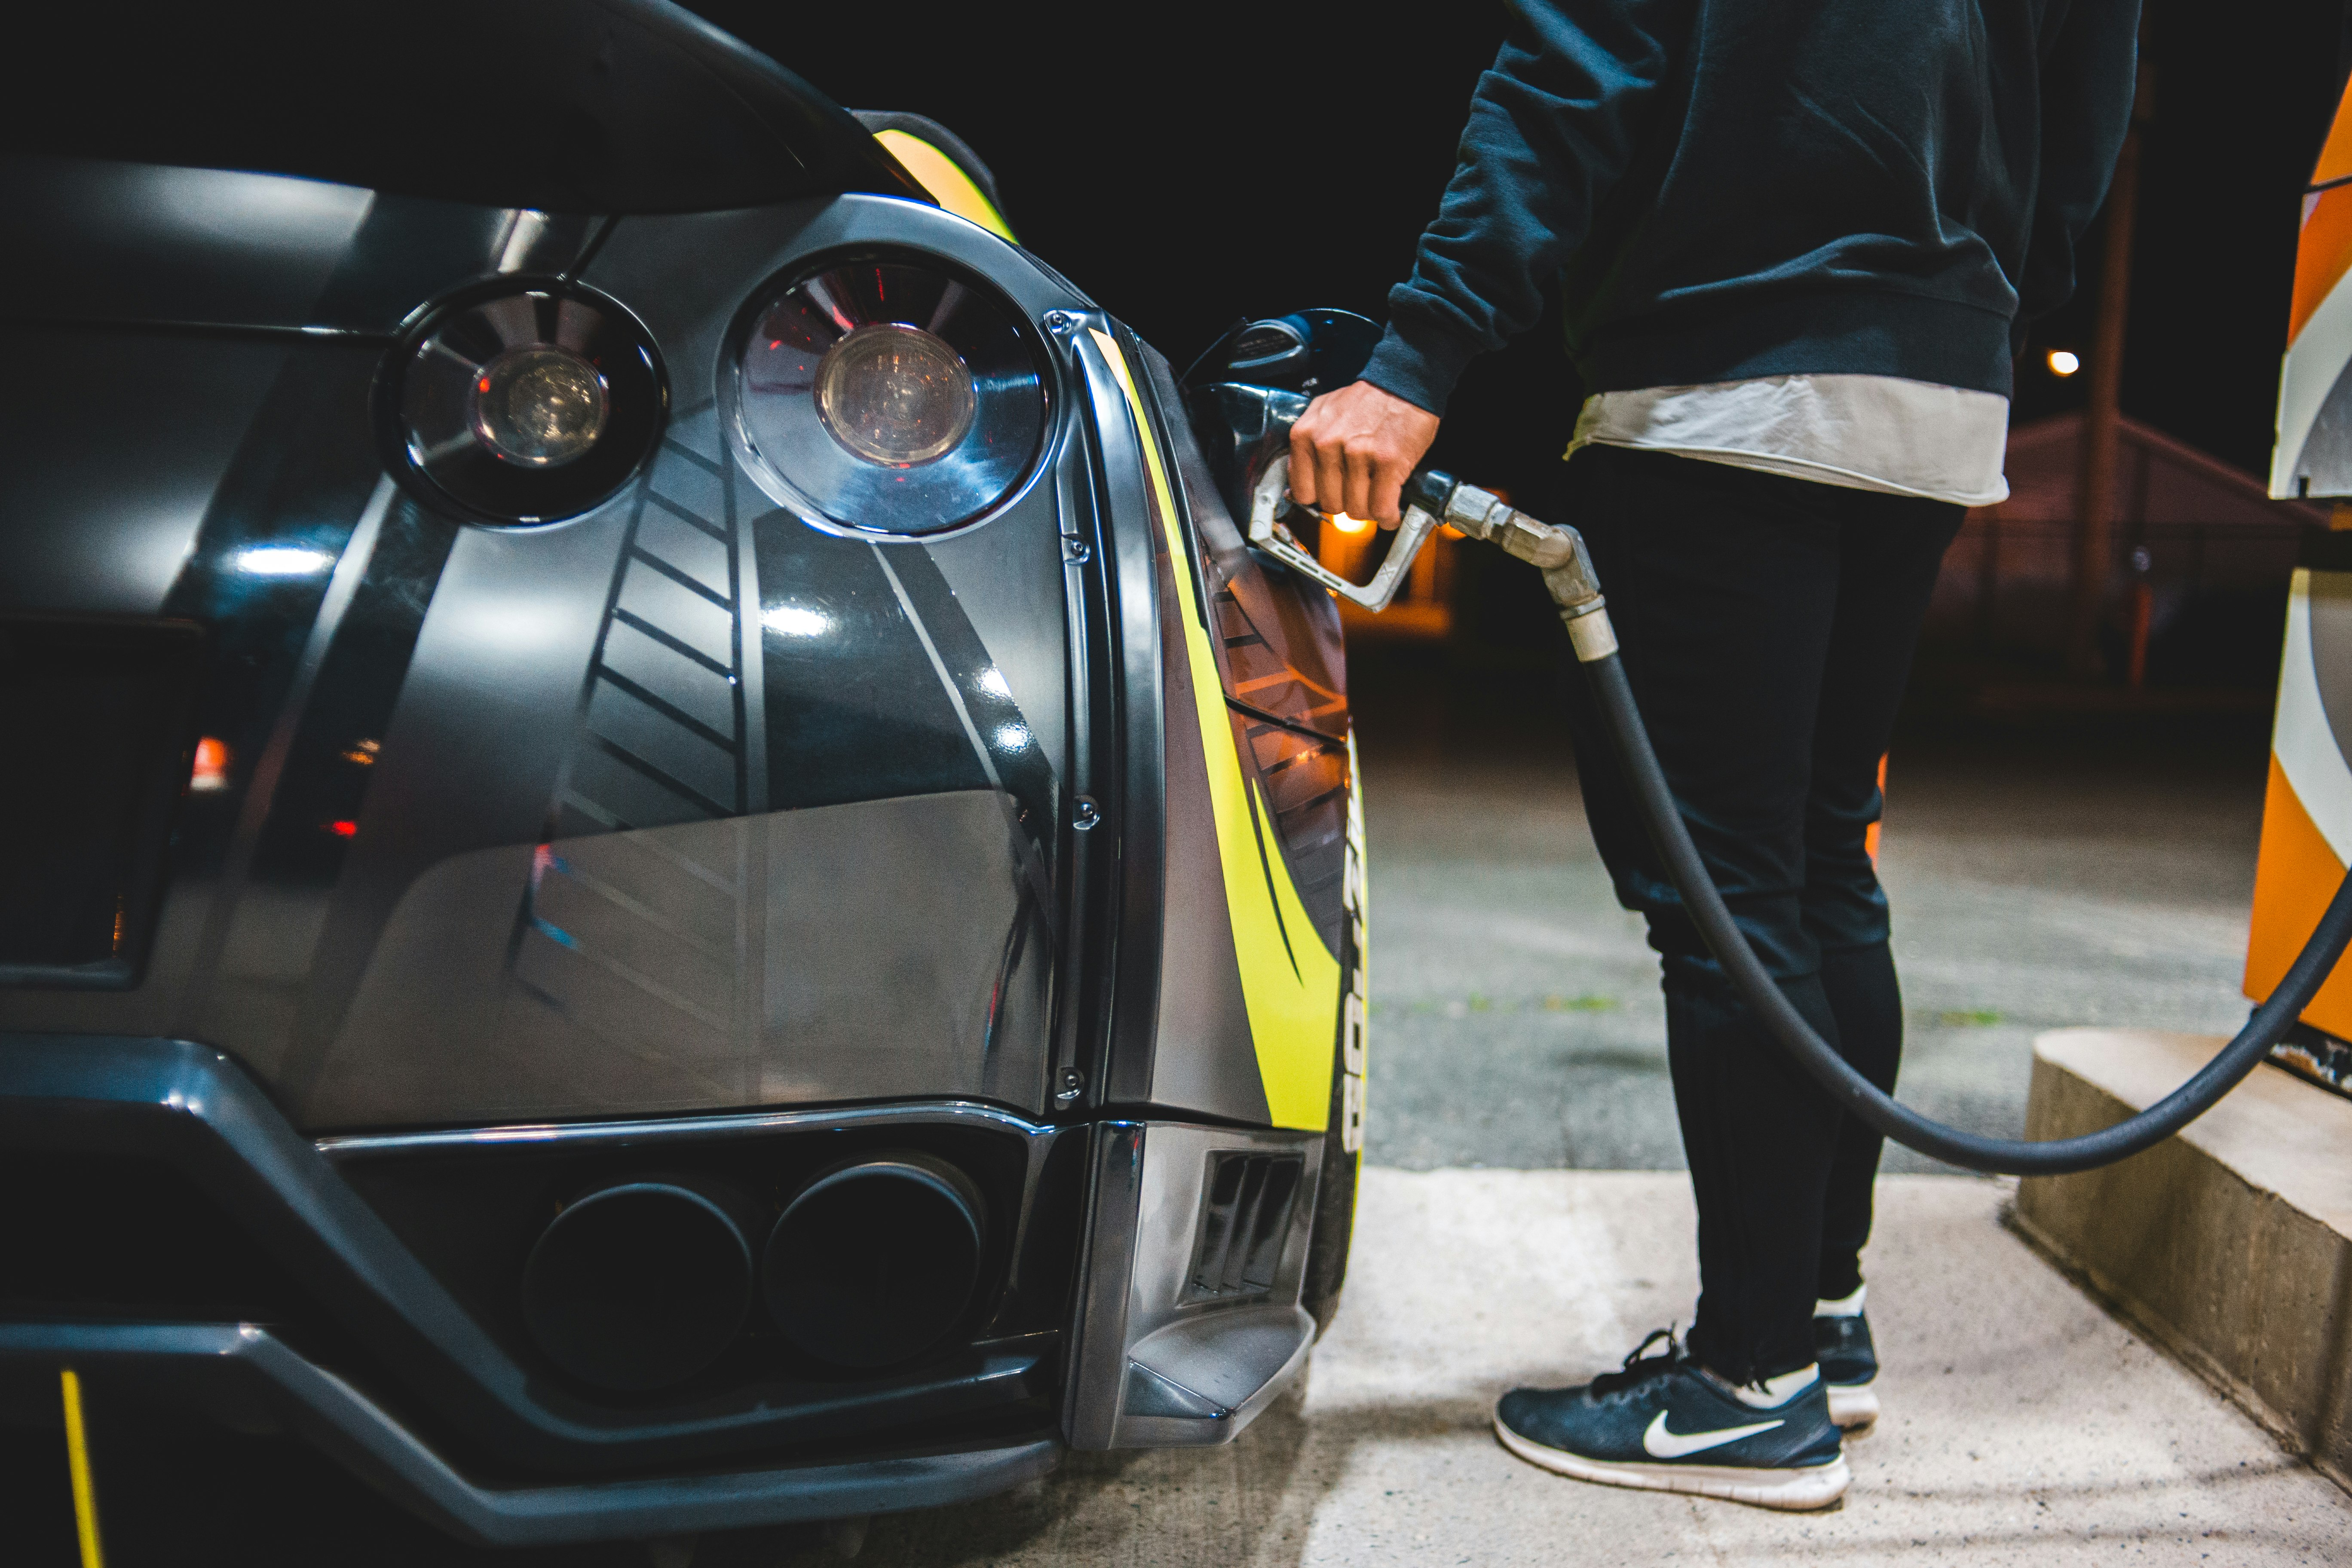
[1586,649,2352,1176]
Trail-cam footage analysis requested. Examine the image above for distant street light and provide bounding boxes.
[2047,348,2082,377]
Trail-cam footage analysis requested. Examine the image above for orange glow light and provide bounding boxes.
[190,737,230,792]
[1327,511,1372,536]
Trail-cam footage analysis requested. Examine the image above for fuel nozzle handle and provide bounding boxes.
[1403,469,1618,662]
[1251,452,1614,655]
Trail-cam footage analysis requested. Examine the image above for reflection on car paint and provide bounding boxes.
[0,67,1368,1535]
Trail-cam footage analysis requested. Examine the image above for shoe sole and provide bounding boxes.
[1828,1384,1878,1432]
[1492,1409,1850,1511]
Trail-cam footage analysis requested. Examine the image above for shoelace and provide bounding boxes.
[1589,1327,1683,1396]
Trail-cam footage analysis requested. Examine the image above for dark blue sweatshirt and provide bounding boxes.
[1363,0,2142,413]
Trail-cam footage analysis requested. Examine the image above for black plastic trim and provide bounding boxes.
[1063,322,1167,1110]
[0,1319,1057,1547]
[0,1035,1053,1473]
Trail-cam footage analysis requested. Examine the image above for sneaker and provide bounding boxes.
[1813,1294,1879,1431]
[1492,1330,1849,1511]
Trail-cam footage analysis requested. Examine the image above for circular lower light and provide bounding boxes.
[816,323,975,465]
[472,345,609,467]
[728,256,1048,537]
[387,281,664,526]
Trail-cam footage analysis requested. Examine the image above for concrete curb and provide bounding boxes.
[2005,1196,2348,1491]
[2015,1026,2352,1495]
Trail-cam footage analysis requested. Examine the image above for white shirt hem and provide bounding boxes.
[1565,432,2010,508]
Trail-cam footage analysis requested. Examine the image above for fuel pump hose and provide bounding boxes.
[1410,469,2352,1176]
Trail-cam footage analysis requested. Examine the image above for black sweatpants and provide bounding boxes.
[1557,445,1964,1385]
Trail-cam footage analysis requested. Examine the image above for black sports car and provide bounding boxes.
[0,0,1368,1550]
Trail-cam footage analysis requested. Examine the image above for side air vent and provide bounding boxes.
[1183,1151,1303,1303]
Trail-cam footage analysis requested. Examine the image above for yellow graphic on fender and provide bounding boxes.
[1340,727,1368,1153]
[873,129,1018,245]
[1093,329,1343,1130]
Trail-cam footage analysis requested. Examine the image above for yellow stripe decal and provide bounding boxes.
[873,130,1018,243]
[61,1369,104,1568]
[1091,330,1341,1129]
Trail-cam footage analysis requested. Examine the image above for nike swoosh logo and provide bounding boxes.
[1642,1410,1783,1458]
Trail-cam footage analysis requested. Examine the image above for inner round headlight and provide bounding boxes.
[815,323,975,466]
[727,256,1048,537]
[472,345,609,468]
[387,282,664,527]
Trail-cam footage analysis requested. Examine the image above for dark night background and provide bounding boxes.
[691,0,2349,505]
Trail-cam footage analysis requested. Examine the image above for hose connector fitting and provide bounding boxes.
[1406,470,1618,661]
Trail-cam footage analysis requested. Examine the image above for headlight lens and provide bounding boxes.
[389,283,664,525]
[728,257,1047,536]
[472,345,609,467]
[815,323,975,465]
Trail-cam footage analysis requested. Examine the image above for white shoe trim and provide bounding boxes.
[1828,1383,1880,1431]
[1814,1284,1866,1317]
[1738,1363,1819,1408]
[1494,1407,1850,1512]
[1696,1360,1821,1408]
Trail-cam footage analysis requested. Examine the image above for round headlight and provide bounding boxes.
[727,256,1048,537]
[386,282,664,526]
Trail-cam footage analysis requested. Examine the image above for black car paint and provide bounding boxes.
[0,4,1355,1539]
[2,192,1102,1130]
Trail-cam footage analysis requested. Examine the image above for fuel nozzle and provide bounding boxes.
[1402,470,1618,662]
[1245,450,1617,658]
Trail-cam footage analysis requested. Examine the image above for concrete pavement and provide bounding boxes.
[775,1170,2350,1566]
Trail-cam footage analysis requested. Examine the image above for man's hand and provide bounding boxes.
[1289,381,1441,529]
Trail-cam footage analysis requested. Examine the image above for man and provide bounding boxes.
[1291,0,2140,1511]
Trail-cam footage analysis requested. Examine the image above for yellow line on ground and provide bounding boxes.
[61,1368,104,1568]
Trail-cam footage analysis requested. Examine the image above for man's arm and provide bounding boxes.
[2012,0,2142,351]
[1293,0,1689,523]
